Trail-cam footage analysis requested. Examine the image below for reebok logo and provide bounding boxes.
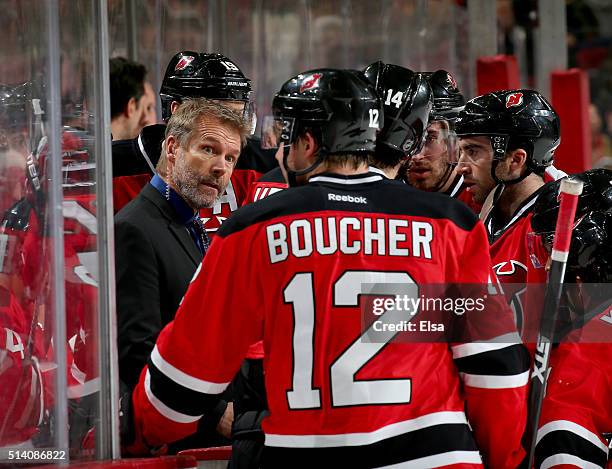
[328,193,367,204]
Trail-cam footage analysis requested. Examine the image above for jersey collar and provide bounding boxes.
[485,186,544,242]
[308,171,383,185]
[368,166,389,179]
[445,173,464,198]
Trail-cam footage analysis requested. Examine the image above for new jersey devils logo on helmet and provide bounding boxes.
[299,73,322,93]
[447,73,457,90]
[175,56,195,71]
[506,92,523,108]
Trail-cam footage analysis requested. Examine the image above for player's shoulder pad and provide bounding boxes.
[376,179,480,231]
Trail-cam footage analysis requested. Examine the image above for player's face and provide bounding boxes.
[169,115,241,209]
[407,121,450,191]
[138,82,157,127]
[457,136,496,204]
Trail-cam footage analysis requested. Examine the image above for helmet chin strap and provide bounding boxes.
[282,144,326,187]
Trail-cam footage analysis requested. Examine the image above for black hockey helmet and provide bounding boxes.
[565,210,612,284]
[530,169,612,280]
[422,70,465,123]
[268,68,381,185]
[159,51,252,121]
[455,89,560,184]
[363,61,433,161]
[533,169,612,233]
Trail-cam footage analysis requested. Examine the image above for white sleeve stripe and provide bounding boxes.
[540,454,604,469]
[67,378,101,399]
[537,420,609,453]
[144,370,202,424]
[451,332,522,359]
[151,346,229,394]
[460,370,529,389]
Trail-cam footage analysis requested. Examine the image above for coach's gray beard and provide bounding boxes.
[172,157,224,209]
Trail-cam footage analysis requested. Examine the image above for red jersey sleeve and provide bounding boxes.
[449,221,530,468]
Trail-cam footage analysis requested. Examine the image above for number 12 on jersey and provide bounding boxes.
[284,271,416,409]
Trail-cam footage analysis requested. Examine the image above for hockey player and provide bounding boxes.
[398,70,481,212]
[454,90,561,335]
[113,51,276,234]
[527,169,612,469]
[234,64,433,468]
[130,68,530,468]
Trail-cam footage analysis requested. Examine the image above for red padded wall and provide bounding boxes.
[550,69,592,174]
[476,55,520,95]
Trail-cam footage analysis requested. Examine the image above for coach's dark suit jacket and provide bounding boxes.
[115,183,203,389]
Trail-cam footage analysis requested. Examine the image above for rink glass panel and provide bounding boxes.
[0,0,107,463]
[108,0,468,134]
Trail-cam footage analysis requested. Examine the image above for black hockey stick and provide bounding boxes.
[526,178,583,468]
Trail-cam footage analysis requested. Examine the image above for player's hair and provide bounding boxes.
[165,98,250,150]
[109,57,147,119]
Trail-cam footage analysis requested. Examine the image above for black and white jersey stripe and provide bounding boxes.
[263,411,482,468]
[451,332,530,389]
[535,420,609,469]
[145,346,228,423]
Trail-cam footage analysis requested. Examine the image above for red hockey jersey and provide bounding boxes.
[243,167,287,206]
[445,173,482,214]
[535,305,612,468]
[112,124,165,214]
[0,289,44,446]
[486,190,550,340]
[199,168,261,233]
[132,172,530,467]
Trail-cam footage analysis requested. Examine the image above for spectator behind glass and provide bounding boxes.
[109,57,148,140]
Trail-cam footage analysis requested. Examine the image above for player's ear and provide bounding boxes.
[165,135,178,176]
[508,148,528,175]
[126,96,138,118]
[303,131,319,160]
[170,101,181,115]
